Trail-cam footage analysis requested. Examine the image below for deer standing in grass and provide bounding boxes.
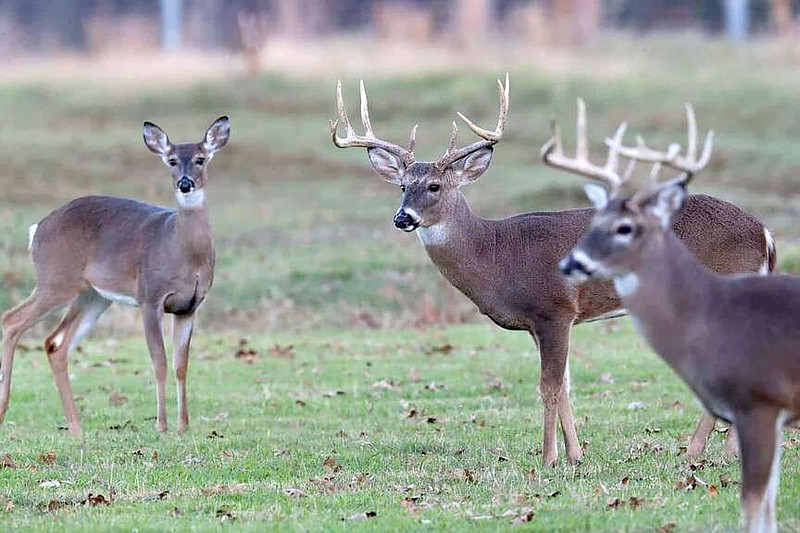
[560,124,797,533]
[0,117,229,436]
[330,76,774,465]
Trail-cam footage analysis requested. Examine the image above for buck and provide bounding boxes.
[560,131,796,533]
[0,116,229,436]
[330,76,775,466]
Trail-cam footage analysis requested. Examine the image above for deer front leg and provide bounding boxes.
[534,319,581,467]
[687,410,717,457]
[172,314,194,434]
[736,407,780,533]
[142,305,168,433]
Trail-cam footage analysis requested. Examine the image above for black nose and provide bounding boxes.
[393,210,414,230]
[560,256,588,277]
[178,177,195,194]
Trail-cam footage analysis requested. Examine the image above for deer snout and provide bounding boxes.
[177,177,195,194]
[559,251,595,281]
[393,208,419,232]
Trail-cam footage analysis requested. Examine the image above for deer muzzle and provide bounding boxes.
[559,251,595,281]
[177,177,195,194]
[393,208,419,232]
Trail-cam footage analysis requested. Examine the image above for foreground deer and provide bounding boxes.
[0,117,229,435]
[560,128,796,533]
[330,76,774,466]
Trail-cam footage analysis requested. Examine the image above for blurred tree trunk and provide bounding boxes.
[552,0,600,46]
[454,0,493,44]
[771,0,795,38]
[275,0,332,38]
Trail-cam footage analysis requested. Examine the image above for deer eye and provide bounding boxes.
[427,183,440,193]
[614,223,633,236]
[168,159,178,167]
[195,158,205,166]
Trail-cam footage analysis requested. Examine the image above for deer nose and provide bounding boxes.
[393,209,417,231]
[559,254,593,279]
[177,177,195,194]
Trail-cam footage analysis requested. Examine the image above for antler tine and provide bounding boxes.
[435,73,510,171]
[604,104,714,174]
[407,124,419,154]
[329,79,414,164]
[540,99,623,190]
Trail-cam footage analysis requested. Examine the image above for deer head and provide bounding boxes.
[330,75,509,232]
[143,116,230,209]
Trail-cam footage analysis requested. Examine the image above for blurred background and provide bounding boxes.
[1,0,799,337]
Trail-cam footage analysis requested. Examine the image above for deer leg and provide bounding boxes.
[736,406,780,533]
[723,424,740,458]
[1,290,72,425]
[534,319,578,467]
[171,314,194,434]
[142,305,168,433]
[43,291,110,436]
[557,359,582,462]
[687,410,717,457]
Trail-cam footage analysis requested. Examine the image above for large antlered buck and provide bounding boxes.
[560,113,797,532]
[330,75,775,466]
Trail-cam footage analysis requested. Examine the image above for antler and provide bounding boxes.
[604,104,714,174]
[540,99,635,193]
[329,79,418,166]
[434,73,510,172]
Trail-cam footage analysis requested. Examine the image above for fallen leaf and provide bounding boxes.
[708,484,718,497]
[207,430,224,439]
[618,476,630,486]
[201,483,247,496]
[628,496,644,509]
[323,456,342,473]
[426,343,454,354]
[1,454,16,469]
[512,510,535,523]
[5,500,13,512]
[215,505,235,521]
[151,451,159,461]
[294,399,306,407]
[719,473,734,488]
[169,507,184,517]
[84,493,111,506]
[268,344,295,359]
[607,497,624,509]
[284,488,308,498]
[39,450,57,465]
[371,379,396,390]
[657,522,677,533]
[220,450,237,460]
[463,469,476,483]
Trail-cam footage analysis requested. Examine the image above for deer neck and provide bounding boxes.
[417,192,492,290]
[618,231,716,371]
[176,201,213,264]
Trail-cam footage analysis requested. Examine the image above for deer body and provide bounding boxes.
[330,78,772,465]
[0,117,229,436]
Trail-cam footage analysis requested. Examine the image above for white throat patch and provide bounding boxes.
[176,188,206,209]
[613,272,639,297]
[417,223,449,246]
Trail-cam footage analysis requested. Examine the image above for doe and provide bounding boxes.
[0,116,229,435]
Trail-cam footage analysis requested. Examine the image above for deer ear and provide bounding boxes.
[143,122,171,156]
[450,147,493,185]
[583,183,608,210]
[639,181,687,230]
[203,116,230,154]
[367,148,405,184]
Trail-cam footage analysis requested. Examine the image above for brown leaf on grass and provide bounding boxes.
[284,488,308,498]
[405,408,417,419]
[45,500,66,512]
[220,450,238,460]
[324,456,342,473]
[343,511,377,521]
[109,389,128,406]
[215,505,236,521]
[235,347,258,364]
[268,344,295,359]
[719,473,734,488]
[39,450,57,465]
[294,399,306,407]
[169,507,184,517]
[645,427,662,434]
[675,473,706,491]
[322,389,346,397]
[151,451,159,461]
[401,497,420,516]
[84,493,111,506]
[371,379,396,390]
[5,500,13,512]
[1,453,17,469]
[628,496,644,509]
[607,497,624,509]
[425,343,454,355]
[527,468,537,482]
[671,400,684,410]
[207,430,224,439]
[708,484,718,497]
[689,459,707,471]
[408,366,421,383]
[490,448,509,462]
[463,469,476,483]
[657,522,677,533]
[618,476,630,487]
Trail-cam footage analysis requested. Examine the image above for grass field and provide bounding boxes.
[1,36,800,531]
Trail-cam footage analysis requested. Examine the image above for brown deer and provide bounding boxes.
[330,76,774,466]
[0,116,229,436]
[560,129,796,533]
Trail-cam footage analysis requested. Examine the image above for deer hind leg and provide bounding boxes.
[534,319,581,467]
[687,410,717,457]
[0,289,73,425]
[723,424,739,458]
[171,314,194,434]
[736,406,780,533]
[43,290,110,436]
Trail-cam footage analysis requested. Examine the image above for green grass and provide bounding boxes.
[3,322,799,531]
[2,36,800,530]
